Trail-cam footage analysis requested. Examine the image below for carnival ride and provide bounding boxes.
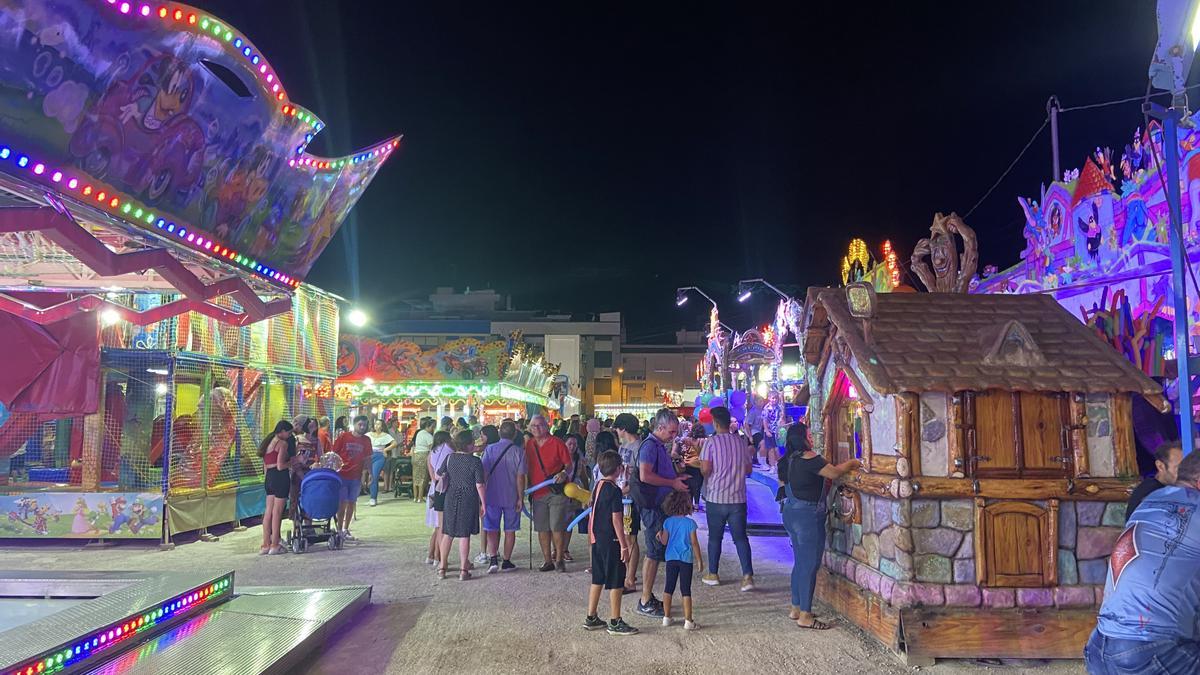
[335,331,559,422]
[0,0,395,544]
[0,0,396,670]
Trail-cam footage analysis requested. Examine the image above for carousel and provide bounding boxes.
[334,331,558,424]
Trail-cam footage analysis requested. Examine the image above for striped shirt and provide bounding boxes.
[700,432,749,504]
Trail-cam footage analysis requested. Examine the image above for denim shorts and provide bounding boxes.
[640,506,666,562]
[340,479,362,502]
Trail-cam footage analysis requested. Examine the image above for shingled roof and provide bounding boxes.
[810,288,1167,409]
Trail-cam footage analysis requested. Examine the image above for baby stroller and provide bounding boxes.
[288,460,345,553]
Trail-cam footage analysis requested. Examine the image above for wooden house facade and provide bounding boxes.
[801,283,1167,662]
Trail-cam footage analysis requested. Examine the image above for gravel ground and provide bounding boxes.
[0,496,1085,674]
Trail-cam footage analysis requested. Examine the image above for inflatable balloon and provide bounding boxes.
[697,408,713,424]
[563,482,590,505]
[709,397,725,409]
[703,423,715,435]
[729,390,747,409]
[731,407,746,423]
[693,395,704,409]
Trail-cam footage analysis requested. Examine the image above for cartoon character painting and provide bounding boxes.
[1077,200,1102,261]
[67,54,205,204]
[0,0,395,283]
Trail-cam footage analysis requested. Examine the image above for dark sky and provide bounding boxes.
[201,1,1160,342]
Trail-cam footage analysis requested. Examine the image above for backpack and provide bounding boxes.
[629,436,666,509]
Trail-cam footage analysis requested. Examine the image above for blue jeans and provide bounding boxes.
[781,498,825,611]
[1084,630,1200,674]
[368,451,386,500]
[705,501,753,576]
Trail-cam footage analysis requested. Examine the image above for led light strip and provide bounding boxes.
[7,575,232,675]
[0,142,299,288]
[103,0,293,108]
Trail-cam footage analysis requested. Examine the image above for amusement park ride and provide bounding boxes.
[0,1,392,671]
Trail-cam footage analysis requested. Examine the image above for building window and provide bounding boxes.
[594,351,613,368]
[593,378,612,395]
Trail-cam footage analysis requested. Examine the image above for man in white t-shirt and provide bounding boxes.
[411,417,435,503]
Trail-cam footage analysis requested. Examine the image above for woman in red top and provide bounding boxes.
[259,420,294,555]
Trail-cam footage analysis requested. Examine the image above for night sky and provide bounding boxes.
[201,1,1161,341]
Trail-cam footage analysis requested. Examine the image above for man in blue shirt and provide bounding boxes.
[635,408,689,618]
[1085,450,1200,673]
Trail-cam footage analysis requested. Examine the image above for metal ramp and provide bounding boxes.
[84,586,371,675]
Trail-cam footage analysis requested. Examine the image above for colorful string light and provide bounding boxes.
[7,576,232,675]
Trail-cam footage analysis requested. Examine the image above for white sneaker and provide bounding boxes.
[662,616,673,627]
[368,499,377,507]
[684,620,698,631]
[474,552,489,564]
[424,557,436,565]
[343,531,356,541]
[740,575,755,592]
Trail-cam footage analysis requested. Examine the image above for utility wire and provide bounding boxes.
[965,117,1049,218]
[1060,83,1200,113]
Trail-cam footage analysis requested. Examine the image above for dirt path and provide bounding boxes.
[0,497,1084,674]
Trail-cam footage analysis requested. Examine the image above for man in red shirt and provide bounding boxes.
[332,415,371,540]
[526,415,572,572]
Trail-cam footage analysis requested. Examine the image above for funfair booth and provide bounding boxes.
[335,332,558,423]
[0,0,395,545]
[803,215,1166,663]
[974,127,1184,378]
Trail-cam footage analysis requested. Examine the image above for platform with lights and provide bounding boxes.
[0,0,395,542]
[0,570,369,674]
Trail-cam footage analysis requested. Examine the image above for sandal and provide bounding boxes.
[563,552,575,562]
[796,619,833,630]
[459,570,471,581]
[437,567,447,579]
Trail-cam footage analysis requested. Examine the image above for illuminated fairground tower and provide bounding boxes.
[0,1,398,544]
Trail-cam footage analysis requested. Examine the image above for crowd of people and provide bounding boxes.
[254,405,857,637]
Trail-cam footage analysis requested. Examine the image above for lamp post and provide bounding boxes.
[1148,0,1200,455]
[675,286,732,395]
[736,278,793,304]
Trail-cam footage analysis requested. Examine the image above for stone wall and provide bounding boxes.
[823,493,1119,611]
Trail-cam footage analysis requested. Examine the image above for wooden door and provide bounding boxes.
[974,391,1018,475]
[1019,392,1068,475]
[979,501,1053,587]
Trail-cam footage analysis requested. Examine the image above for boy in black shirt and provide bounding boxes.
[584,450,638,636]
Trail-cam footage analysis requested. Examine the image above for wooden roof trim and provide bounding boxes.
[817,288,897,394]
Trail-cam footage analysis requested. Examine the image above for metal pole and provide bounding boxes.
[1157,103,1196,456]
[1048,96,1061,182]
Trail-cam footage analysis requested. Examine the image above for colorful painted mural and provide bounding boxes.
[975,118,1200,377]
[1,491,162,538]
[0,0,396,282]
[338,336,509,382]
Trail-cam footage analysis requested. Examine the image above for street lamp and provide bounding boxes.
[1148,0,1200,455]
[736,278,793,303]
[347,308,368,328]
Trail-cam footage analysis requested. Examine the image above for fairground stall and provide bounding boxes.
[974,120,1192,461]
[335,332,557,424]
[0,0,395,544]
[803,215,1162,663]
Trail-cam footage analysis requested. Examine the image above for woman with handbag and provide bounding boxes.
[425,431,454,568]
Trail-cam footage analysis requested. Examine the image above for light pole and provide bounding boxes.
[676,286,733,395]
[1148,0,1200,455]
[736,278,793,304]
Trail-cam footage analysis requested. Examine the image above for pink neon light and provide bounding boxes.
[32,163,44,175]
[51,171,62,182]
[67,178,78,189]
[141,5,150,16]
[119,2,130,13]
